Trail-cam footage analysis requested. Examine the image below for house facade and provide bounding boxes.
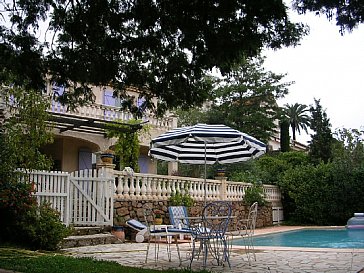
[41,83,177,173]
[41,84,307,173]
[0,82,306,174]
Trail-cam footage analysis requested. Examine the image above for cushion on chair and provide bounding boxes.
[168,206,189,228]
[126,219,147,231]
[167,227,192,234]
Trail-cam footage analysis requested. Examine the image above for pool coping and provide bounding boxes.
[231,225,364,253]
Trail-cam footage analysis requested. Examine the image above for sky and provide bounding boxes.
[263,10,364,144]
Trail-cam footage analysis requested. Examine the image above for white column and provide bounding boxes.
[168,161,178,175]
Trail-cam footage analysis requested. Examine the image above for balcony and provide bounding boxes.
[47,99,176,135]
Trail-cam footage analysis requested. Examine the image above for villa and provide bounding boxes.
[37,83,306,174]
[1,83,291,228]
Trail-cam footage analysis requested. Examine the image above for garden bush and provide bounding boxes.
[0,182,71,250]
[255,151,309,184]
[0,181,37,240]
[244,183,266,206]
[169,191,194,207]
[21,202,72,250]
[279,161,364,225]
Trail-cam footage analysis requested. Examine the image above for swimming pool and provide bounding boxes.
[232,228,364,248]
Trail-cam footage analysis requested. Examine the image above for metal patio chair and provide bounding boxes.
[227,201,258,265]
[168,206,192,240]
[143,207,181,264]
[189,201,232,268]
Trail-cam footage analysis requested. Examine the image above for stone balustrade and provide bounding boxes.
[113,171,281,203]
[48,99,175,130]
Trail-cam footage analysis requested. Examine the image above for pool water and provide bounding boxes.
[232,229,364,248]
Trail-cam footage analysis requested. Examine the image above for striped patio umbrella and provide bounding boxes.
[149,124,266,165]
[149,124,266,204]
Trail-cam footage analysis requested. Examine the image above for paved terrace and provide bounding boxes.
[63,226,364,273]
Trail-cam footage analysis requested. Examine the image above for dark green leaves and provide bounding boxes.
[1,0,307,114]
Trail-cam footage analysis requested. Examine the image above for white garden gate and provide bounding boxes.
[29,168,114,226]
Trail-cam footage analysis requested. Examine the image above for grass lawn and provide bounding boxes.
[0,246,208,273]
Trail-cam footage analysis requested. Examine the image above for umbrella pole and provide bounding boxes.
[204,141,207,206]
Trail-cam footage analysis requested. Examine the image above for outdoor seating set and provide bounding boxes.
[126,201,258,269]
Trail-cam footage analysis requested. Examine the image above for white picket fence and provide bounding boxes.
[22,169,283,226]
[26,168,114,226]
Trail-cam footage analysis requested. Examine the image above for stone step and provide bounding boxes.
[72,226,108,236]
[61,233,123,249]
[61,226,125,248]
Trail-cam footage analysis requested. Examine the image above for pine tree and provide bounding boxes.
[309,99,333,164]
[280,119,290,152]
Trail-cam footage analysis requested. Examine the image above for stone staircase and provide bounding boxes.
[61,226,124,248]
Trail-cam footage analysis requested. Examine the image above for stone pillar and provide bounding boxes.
[96,151,115,174]
[96,162,116,171]
[215,176,227,200]
[168,161,178,175]
[149,159,158,174]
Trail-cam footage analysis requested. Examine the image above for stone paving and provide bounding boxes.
[62,226,364,273]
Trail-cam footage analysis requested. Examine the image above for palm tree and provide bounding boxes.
[283,103,310,141]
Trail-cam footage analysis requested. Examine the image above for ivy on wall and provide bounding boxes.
[105,119,150,172]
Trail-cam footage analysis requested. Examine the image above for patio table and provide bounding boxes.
[175,215,233,268]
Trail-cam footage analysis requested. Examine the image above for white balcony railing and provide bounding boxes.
[48,99,175,131]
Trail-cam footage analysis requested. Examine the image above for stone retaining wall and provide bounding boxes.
[114,199,273,240]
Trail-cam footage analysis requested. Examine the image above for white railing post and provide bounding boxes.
[123,176,130,199]
[145,176,152,200]
[116,174,123,198]
[166,180,172,200]
[129,176,136,200]
[156,178,162,199]
[161,179,168,200]
[135,176,141,200]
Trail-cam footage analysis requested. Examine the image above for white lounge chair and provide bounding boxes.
[125,219,148,243]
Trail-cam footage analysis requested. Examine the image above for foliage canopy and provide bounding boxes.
[292,0,364,33]
[1,0,307,115]
[244,127,364,226]
[0,87,69,250]
[177,56,292,143]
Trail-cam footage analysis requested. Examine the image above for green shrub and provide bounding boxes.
[244,184,266,206]
[21,202,72,250]
[169,191,194,207]
[230,171,260,184]
[255,152,309,184]
[0,181,37,240]
[1,179,70,250]
[279,161,364,225]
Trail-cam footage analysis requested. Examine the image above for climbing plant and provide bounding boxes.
[105,119,150,172]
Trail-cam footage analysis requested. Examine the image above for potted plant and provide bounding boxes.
[216,168,226,177]
[169,191,194,207]
[154,210,163,225]
[112,215,125,241]
[100,148,114,164]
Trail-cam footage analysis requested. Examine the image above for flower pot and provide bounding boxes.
[111,226,125,242]
[216,169,226,177]
[101,153,114,164]
[154,218,163,225]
